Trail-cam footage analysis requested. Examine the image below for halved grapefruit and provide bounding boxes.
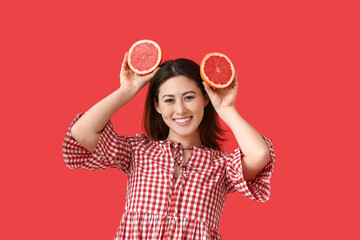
[127,39,162,75]
[200,52,235,88]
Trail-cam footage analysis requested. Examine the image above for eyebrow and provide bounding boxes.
[162,91,196,99]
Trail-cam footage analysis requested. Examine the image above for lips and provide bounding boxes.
[174,117,192,126]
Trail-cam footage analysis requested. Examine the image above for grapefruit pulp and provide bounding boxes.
[127,39,162,75]
[200,52,235,88]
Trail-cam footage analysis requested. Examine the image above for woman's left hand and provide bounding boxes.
[202,74,238,112]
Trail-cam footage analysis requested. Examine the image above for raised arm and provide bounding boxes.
[203,74,271,181]
[71,52,158,152]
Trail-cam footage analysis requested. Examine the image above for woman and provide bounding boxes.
[63,52,275,239]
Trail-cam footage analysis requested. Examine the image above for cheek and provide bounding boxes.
[158,106,172,118]
[192,102,206,116]
[160,112,173,127]
[199,108,205,119]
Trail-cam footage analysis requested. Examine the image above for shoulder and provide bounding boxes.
[196,146,229,164]
[209,147,244,162]
[123,133,164,149]
[123,133,150,144]
[206,147,231,157]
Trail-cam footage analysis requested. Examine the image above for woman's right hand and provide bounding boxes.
[119,52,159,95]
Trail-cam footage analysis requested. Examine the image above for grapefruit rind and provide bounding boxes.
[127,39,162,75]
[200,52,235,89]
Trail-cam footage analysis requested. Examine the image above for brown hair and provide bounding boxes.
[143,58,226,150]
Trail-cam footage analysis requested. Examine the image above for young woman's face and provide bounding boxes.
[155,75,209,145]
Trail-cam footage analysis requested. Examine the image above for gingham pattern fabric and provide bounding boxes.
[63,113,276,240]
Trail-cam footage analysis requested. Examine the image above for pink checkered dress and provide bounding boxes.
[63,113,275,239]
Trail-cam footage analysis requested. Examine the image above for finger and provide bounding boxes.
[121,52,129,72]
[149,67,160,76]
[232,74,238,88]
[142,67,160,81]
[225,73,238,89]
[202,81,216,98]
[145,66,160,76]
[150,67,160,76]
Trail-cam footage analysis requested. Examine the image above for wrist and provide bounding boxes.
[117,86,138,99]
[217,105,238,125]
[217,105,236,117]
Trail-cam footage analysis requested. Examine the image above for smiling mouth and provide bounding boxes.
[174,117,192,125]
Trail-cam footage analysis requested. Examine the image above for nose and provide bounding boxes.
[175,100,187,115]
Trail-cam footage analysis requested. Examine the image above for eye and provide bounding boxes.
[164,98,174,103]
[184,95,194,101]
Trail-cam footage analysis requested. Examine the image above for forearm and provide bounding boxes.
[218,106,270,160]
[71,87,135,140]
[203,77,271,180]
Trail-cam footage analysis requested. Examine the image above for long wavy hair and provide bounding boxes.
[143,58,226,150]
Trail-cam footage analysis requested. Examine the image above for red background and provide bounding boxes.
[1,0,359,239]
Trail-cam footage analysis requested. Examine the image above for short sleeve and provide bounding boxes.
[62,113,132,175]
[225,136,275,202]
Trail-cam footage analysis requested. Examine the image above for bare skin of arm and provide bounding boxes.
[71,52,158,152]
[203,76,271,181]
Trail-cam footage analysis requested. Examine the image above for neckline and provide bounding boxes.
[166,139,204,150]
[182,146,194,150]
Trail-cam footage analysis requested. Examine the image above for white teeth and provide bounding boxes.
[175,117,191,123]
